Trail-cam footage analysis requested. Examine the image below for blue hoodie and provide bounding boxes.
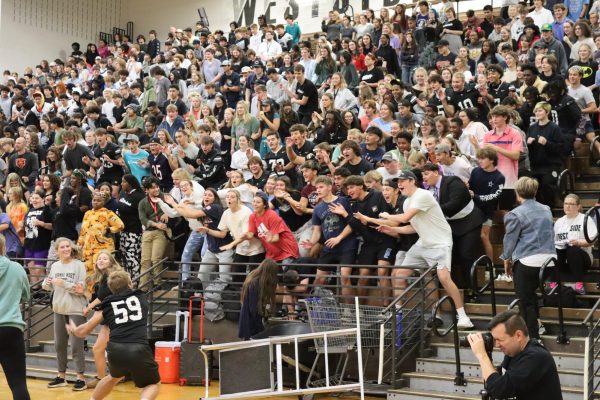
[0,256,30,330]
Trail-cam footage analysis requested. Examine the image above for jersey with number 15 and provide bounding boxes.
[97,289,149,345]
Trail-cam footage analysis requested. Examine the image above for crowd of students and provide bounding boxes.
[1,0,600,395]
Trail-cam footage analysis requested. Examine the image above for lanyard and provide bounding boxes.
[148,196,159,221]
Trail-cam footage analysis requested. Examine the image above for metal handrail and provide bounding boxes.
[589,135,600,164]
[584,297,600,326]
[584,205,600,244]
[539,257,569,344]
[383,266,436,315]
[556,169,575,200]
[469,255,497,317]
[430,295,467,386]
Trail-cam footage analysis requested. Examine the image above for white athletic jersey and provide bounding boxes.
[404,188,453,248]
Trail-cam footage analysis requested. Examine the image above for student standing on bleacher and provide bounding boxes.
[500,177,556,339]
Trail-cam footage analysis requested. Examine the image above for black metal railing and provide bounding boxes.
[584,205,600,244]
[129,258,441,387]
[430,295,467,387]
[99,32,113,45]
[383,266,438,388]
[557,169,575,200]
[470,255,497,317]
[539,257,569,345]
[12,257,54,352]
[112,27,126,41]
[126,21,134,40]
[583,297,600,399]
[589,135,600,165]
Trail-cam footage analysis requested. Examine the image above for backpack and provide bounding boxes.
[543,285,581,308]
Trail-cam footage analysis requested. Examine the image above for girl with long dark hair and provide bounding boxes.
[239,258,280,340]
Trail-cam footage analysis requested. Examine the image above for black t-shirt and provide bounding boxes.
[270,191,310,232]
[117,189,145,234]
[435,52,457,71]
[98,289,149,344]
[570,60,599,88]
[360,67,384,86]
[92,275,112,302]
[247,171,269,190]
[161,98,188,117]
[93,142,123,180]
[147,153,174,191]
[219,72,242,106]
[64,144,96,172]
[51,202,79,241]
[24,206,53,251]
[75,187,93,222]
[345,159,374,176]
[295,79,319,115]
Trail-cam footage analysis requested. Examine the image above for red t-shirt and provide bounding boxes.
[248,209,299,261]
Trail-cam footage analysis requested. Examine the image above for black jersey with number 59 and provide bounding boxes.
[97,289,149,344]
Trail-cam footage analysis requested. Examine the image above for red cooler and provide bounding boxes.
[155,341,181,383]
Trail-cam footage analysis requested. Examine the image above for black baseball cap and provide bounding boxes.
[398,170,417,181]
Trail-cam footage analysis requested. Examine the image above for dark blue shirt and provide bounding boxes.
[202,203,232,253]
[311,196,356,254]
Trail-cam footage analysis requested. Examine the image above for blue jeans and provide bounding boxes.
[181,231,205,281]
[401,65,416,85]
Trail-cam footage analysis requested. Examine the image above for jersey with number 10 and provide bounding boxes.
[99,289,149,344]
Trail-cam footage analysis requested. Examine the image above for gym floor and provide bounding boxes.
[1,372,375,399]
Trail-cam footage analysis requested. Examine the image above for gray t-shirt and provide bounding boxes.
[568,84,595,110]
[64,144,95,171]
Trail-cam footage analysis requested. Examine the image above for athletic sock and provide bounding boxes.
[456,307,468,319]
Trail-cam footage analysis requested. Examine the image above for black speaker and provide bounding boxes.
[219,345,272,395]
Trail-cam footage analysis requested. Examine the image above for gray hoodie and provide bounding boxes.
[528,37,568,76]
[42,259,87,315]
[0,256,29,330]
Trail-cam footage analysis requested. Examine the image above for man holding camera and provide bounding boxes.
[468,309,562,400]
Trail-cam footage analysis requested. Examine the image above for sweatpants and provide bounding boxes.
[0,327,30,400]
[53,314,86,374]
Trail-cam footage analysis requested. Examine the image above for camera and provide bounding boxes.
[459,331,494,353]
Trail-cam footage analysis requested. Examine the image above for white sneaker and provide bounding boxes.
[457,316,475,330]
[495,273,507,281]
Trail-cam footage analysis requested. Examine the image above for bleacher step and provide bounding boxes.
[430,343,584,369]
[415,358,586,387]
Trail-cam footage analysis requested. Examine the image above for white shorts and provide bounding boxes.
[395,250,407,266]
[401,244,452,271]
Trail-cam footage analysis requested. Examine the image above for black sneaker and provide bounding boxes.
[72,379,87,391]
[47,376,67,388]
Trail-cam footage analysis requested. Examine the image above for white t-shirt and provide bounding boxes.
[554,212,597,262]
[441,156,472,182]
[527,8,554,29]
[404,188,453,248]
[376,167,401,182]
[218,205,264,256]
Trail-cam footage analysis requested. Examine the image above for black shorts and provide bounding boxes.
[498,188,516,210]
[107,342,160,388]
[318,250,356,272]
[357,242,396,265]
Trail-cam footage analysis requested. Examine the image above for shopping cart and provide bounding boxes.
[301,297,392,388]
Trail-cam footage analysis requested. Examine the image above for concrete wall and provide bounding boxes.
[0,0,124,73]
